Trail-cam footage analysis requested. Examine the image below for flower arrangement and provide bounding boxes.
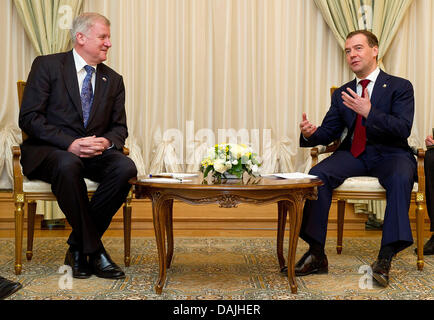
[200,143,261,179]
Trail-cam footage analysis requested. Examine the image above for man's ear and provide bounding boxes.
[75,32,86,45]
[373,46,379,60]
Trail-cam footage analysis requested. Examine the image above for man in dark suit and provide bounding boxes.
[297,30,416,287]
[19,12,137,279]
[421,134,434,254]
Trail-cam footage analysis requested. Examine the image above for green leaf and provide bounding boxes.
[203,165,213,178]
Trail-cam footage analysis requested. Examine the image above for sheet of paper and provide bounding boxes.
[139,178,182,183]
[262,172,318,180]
[171,173,198,179]
[149,173,198,179]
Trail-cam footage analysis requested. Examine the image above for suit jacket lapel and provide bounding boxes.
[87,65,108,127]
[62,51,83,121]
[370,69,390,109]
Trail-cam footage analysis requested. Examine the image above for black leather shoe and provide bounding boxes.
[293,251,328,276]
[371,258,392,287]
[414,235,434,255]
[89,248,125,279]
[0,276,22,300]
[64,248,92,279]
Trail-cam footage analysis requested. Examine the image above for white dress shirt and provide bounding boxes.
[73,49,96,94]
[72,49,114,149]
[356,66,380,98]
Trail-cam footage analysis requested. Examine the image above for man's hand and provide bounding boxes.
[341,87,371,118]
[299,112,317,139]
[67,136,111,158]
[426,135,434,147]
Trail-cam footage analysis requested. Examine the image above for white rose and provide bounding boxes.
[225,161,232,169]
[214,159,228,173]
[229,144,245,158]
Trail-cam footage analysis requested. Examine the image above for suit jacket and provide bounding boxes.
[19,50,128,176]
[300,70,415,155]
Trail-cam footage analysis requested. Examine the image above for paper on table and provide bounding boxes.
[139,178,188,183]
[149,173,198,179]
[171,173,198,179]
[262,172,318,180]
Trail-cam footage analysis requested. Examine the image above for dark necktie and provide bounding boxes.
[81,65,94,127]
[350,79,370,158]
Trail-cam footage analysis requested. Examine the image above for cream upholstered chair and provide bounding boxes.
[12,81,133,275]
[309,87,426,270]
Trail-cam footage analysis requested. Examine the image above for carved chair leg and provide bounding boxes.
[415,199,425,271]
[26,201,36,261]
[276,201,288,270]
[123,189,133,267]
[336,200,345,254]
[14,194,25,275]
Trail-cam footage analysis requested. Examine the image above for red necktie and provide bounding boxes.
[350,79,370,158]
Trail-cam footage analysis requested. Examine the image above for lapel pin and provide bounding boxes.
[102,77,107,82]
[383,84,387,88]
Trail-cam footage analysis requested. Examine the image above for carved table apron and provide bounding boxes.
[129,175,323,294]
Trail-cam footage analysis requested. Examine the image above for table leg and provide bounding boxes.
[276,201,288,270]
[287,196,305,294]
[165,199,174,268]
[152,196,167,294]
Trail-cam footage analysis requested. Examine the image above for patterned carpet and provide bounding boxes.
[0,237,433,300]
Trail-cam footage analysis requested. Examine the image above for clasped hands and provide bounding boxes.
[300,87,371,138]
[67,135,111,158]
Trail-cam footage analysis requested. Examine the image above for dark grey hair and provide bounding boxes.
[70,12,110,44]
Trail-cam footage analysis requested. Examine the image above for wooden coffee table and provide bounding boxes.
[129,174,323,294]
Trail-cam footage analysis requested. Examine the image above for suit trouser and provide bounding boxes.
[301,146,417,254]
[425,149,434,231]
[28,148,137,254]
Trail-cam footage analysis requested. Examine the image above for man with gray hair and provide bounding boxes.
[19,12,137,279]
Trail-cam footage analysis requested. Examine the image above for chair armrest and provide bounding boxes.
[12,145,24,193]
[414,147,425,194]
[311,140,340,167]
[122,146,130,156]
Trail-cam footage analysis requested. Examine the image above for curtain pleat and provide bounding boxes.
[13,0,83,55]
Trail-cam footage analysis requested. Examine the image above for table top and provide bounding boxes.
[129,174,323,191]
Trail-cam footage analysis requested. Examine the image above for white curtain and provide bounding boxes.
[0,0,36,190]
[385,0,434,144]
[13,0,83,55]
[1,0,433,221]
[83,0,352,175]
